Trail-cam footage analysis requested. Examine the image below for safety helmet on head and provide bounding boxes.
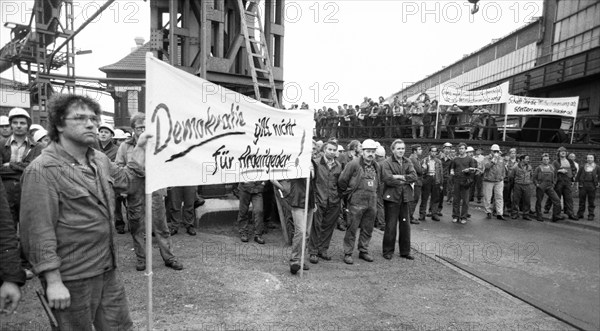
[466,146,474,153]
[8,107,30,122]
[337,145,345,152]
[490,144,501,151]
[33,129,48,143]
[443,142,452,148]
[113,129,127,139]
[362,139,378,150]
[98,123,115,135]
[375,146,386,157]
[0,116,9,126]
[29,124,44,132]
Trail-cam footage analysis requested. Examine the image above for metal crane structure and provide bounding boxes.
[149,0,285,108]
[0,0,114,126]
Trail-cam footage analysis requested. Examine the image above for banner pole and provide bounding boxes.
[434,105,439,139]
[299,176,310,278]
[145,193,153,331]
[570,113,577,144]
[502,112,508,142]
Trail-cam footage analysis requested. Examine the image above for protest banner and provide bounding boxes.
[145,53,314,194]
[505,95,579,118]
[439,82,509,106]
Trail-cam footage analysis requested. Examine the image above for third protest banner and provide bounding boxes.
[505,95,579,118]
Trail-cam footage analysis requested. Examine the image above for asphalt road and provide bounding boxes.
[411,200,600,330]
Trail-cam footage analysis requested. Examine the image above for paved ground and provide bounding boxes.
[3,196,596,330]
[411,199,600,330]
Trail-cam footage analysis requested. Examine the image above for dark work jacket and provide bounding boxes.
[98,140,119,162]
[285,159,316,209]
[315,156,342,206]
[381,155,417,203]
[576,163,600,187]
[0,179,25,286]
[338,156,381,201]
[552,158,577,182]
[0,136,43,182]
[409,154,424,186]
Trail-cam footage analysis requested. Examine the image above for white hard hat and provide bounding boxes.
[362,139,378,150]
[337,145,345,152]
[491,144,501,151]
[0,116,9,126]
[29,124,44,132]
[113,129,127,139]
[443,142,452,148]
[33,129,48,143]
[124,131,131,138]
[98,123,115,135]
[8,107,30,121]
[466,146,474,153]
[375,146,386,157]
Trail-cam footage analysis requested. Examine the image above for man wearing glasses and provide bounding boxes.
[20,94,148,330]
[116,113,183,272]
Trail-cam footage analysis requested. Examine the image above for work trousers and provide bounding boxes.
[470,174,483,201]
[375,194,385,228]
[409,183,422,220]
[2,179,20,226]
[452,182,470,219]
[536,185,561,220]
[344,202,376,255]
[128,191,176,263]
[382,201,411,257]
[483,181,504,215]
[438,176,450,211]
[308,200,340,255]
[503,180,513,214]
[578,182,597,218]
[168,186,197,230]
[115,195,126,231]
[545,179,574,216]
[290,207,314,263]
[237,190,264,236]
[411,116,424,139]
[47,270,133,331]
[512,183,532,217]
[420,176,439,218]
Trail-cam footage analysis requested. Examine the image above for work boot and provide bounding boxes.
[240,233,249,242]
[359,252,374,262]
[343,255,354,265]
[254,235,265,244]
[165,260,183,270]
[309,255,319,264]
[136,260,146,271]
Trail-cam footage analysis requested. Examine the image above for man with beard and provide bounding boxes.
[381,139,417,260]
[338,139,380,264]
[308,140,342,264]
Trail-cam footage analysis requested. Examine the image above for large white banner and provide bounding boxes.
[505,95,579,118]
[145,54,314,193]
[439,82,509,106]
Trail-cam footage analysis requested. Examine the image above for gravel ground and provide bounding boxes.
[2,224,572,331]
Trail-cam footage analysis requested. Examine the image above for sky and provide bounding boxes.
[1,0,544,112]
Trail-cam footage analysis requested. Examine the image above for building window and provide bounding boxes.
[127,90,138,115]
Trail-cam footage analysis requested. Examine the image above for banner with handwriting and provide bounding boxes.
[439,82,509,106]
[145,54,314,193]
[505,95,579,118]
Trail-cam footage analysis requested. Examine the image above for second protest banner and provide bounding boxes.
[144,53,314,194]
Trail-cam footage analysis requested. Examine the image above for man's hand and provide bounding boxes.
[135,132,154,149]
[0,282,21,314]
[46,281,70,310]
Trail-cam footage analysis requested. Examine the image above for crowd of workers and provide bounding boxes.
[0,94,598,330]
[308,94,501,141]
